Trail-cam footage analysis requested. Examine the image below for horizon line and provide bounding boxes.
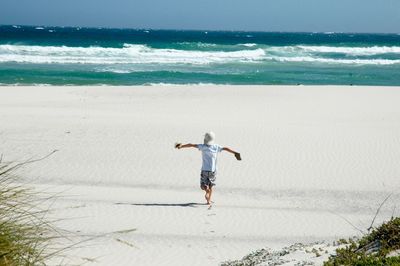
[1,24,399,35]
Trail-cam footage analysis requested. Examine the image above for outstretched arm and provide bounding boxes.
[176,143,198,149]
[222,147,241,160]
[222,147,242,161]
[222,147,238,154]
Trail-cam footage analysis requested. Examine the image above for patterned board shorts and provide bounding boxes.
[200,170,216,189]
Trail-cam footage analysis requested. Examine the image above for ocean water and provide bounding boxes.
[0,25,400,86]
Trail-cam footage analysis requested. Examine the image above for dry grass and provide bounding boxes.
[0,153,68,265]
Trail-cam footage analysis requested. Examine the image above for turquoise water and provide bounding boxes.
[1,25,400,85]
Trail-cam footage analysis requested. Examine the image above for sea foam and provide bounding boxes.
[266,56,400,65]
[239,43,257,47]
[0,44,265,65]
[297,45,400,55]
[1,43,400,66]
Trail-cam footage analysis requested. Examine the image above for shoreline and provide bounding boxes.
[2,84,400,87]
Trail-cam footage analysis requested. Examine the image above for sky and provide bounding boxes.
[1,0,399,33]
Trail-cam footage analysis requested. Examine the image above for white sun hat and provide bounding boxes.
[204,132,215,145]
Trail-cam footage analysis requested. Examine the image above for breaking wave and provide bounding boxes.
[265,56,400,65]
[1,43,400,66]
[296,45,400,55]
[0,44,265,65]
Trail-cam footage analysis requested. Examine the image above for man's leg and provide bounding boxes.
[201,172,214,205]
[207,172,216,205]
[201,185,209,203]
[208,186,213,204]
[205,186,211,205]
[200,172,208,203]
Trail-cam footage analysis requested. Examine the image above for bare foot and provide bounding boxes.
[206,196,211,205]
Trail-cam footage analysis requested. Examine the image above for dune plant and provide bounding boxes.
[0,153,66,265]
[324,217,400,266]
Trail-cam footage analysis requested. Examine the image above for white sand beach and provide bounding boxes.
[1,85,400,265]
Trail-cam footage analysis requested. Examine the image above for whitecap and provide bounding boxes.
[239,43,257,47]
[0,44,266,65]
[35,27,45,30]
[3,43,397,66]
[297,45,400,55]
[145,82,217,86]
[265,56,400,65]
[176,41,209,47]
[96,68,133,74]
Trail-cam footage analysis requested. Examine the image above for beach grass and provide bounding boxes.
[0,157,66,265]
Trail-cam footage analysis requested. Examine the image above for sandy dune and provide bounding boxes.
[1,85,400,265]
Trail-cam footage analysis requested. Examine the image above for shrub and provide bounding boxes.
[324,217,400,266]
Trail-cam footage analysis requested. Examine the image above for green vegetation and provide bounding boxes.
[0,157,65,265]
[324,217,400,266]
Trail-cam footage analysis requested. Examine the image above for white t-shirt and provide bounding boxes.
[197,144,223,172]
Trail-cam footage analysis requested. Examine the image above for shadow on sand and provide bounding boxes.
[114,202,207,208]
